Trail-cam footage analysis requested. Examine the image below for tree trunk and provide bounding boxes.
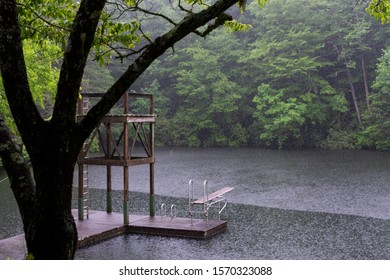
[1,117,80,259]
[346,68,364,128]
[361,56,370,110]
[0,118,36,248]
[25,126,81,259]
[27,161,78,259]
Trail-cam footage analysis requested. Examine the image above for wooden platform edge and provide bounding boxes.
[77,226,127,248]
[1,211,230,259]
[128,217,228,239]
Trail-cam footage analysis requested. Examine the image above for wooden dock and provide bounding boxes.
[0,210,227,259]
[129,216,227,239]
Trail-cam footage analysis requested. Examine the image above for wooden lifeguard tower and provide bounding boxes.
[76,92,155,224]
[72,92,232,242]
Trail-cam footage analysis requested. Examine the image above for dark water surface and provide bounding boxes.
[1,148,389,259]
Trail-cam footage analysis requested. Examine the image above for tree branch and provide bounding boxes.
[0,117,36,234]
[16,2,72,33]
[51,0,107,128]
[133,5,178,26]
[194,13,233,37]
[0,0,45,154]
[79,0,240,134]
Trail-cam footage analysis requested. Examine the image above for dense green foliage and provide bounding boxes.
[1,0,389,150]
[358,48,390,150]
[121,0,389,149]
[0,40,60,131]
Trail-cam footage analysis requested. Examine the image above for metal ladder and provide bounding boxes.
[160,203,177,220]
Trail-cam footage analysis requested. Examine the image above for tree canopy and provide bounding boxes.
[126,0,390,149]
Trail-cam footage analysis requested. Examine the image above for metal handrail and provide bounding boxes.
[170,204,177,219]
[203,180,208,213]
[188,180,193,215]
[160,203,167,218]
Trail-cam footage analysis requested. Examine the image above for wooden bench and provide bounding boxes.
[193,187,234,204]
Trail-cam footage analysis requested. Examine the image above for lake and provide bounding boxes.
[81,148,390,219]
[1,148,389,259]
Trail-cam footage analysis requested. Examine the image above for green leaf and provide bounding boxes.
[224,20,253,32]
[257,0,268,8]
[366,0,390,24]
[124,0,137,7]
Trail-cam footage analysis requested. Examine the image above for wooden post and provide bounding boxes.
[123,93,129,224]
[149,162,155,217]
[149,98,155,216]
[107,167,112,213]
[124,166,129,225]
[106,123,112,213]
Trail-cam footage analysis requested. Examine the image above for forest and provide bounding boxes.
[2,0,390,150]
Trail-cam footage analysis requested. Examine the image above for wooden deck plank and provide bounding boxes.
[1,210,228,259]
[74,211,148,248]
